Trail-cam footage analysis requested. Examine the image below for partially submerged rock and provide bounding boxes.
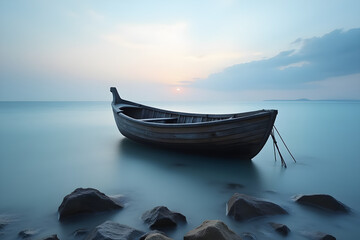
[72,228,89,237]
[241,232,256,240]
[58,188,123,220]
[0,222,6,230]
[226,193,287,221]
[269,222,290,236]
[141,206,186,229]
[39,234,60,240]
[226,183,244,190]
[0,214,15,230]
[85,221,145,240]
[140,230,167,240]
[184,220,242,240]
[144,233,173,240]
[18,229,39,238]
[302,231,336,240]
[294,194,349,212]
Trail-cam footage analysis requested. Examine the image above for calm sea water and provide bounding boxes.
[0,101,359,239]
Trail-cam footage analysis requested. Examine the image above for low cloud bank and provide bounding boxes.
[192,28,360,90]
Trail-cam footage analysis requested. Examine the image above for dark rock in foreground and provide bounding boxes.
[140,230,167,240]
[269,222,290,236]
[141,206,186,229]
[241,232,256,240]
[19,229,39,238]
[58,188,123,220]
[73,229,89,237]
[0,215,13,230]
[184,220,242,240]
[144,233,173,240]
[302,231,336,240]
[226,183,244,190]
[39,234,60,240]
[0,223,6,229]
[85,221,145,240]
[226,193,287,221]
[0,218,6,229]
[294,194,349,212]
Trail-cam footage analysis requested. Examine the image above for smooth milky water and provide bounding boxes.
[0,101,359,239]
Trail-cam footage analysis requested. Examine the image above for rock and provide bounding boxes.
[0,215,13,229]
[140,230,167,240]
[141,206,186,229]
[184,220,242,240]
[302,231,336,240]
[0,223,6,229]
[269,222,290,236]
[226,193,287,221]
[294,194,348,212]
[19,229,39,238]
[73,228,89,237]
[144,233,173,240]
[226,183,244,190]
[39,234,60,240]
[58,188,123,220]
[85,221,145,240]
[241,232,256,240]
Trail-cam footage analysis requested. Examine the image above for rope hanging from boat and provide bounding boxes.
[272,129,277,162]
[270,125,297,168]
[270,128,287,168]
[273,125,297,163]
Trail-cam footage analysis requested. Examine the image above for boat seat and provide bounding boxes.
[141,117,178,123]
[114,104,141,113]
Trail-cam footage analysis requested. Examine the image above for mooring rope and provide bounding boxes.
[273,125,297,163]
[272,129,277,162]
[270,129,287,168]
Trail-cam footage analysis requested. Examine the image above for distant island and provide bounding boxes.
[265,98,360,102]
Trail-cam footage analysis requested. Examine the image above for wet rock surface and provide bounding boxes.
[294,194,348,212]
[140,230,167,240]
[0,215,13,230]
[241,232,256,240]
[184,220,242,240]
[58,188,123,220]
[226,183,245,190]
[0,223,6,230]
[143,232,173,240]
[302,231,336,240]
[39,234,60,240]
[226,193,287,221]
[72,228,89,237]
[18,229,39,238]
[141,206,186,229]
[85,221,145,240]
[269,222,290,236]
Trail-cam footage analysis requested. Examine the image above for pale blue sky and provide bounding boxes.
[0,0,359,101]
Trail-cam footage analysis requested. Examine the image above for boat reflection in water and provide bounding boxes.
[116,137,262,191]
[114,138,264,239]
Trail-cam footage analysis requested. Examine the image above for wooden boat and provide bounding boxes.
[110,87,277,159]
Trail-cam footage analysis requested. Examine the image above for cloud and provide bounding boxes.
[87,9,104,21]
[102,22,188,49]
[192,28,360,91]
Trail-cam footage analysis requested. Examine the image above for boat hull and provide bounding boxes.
[110,88,277,159]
